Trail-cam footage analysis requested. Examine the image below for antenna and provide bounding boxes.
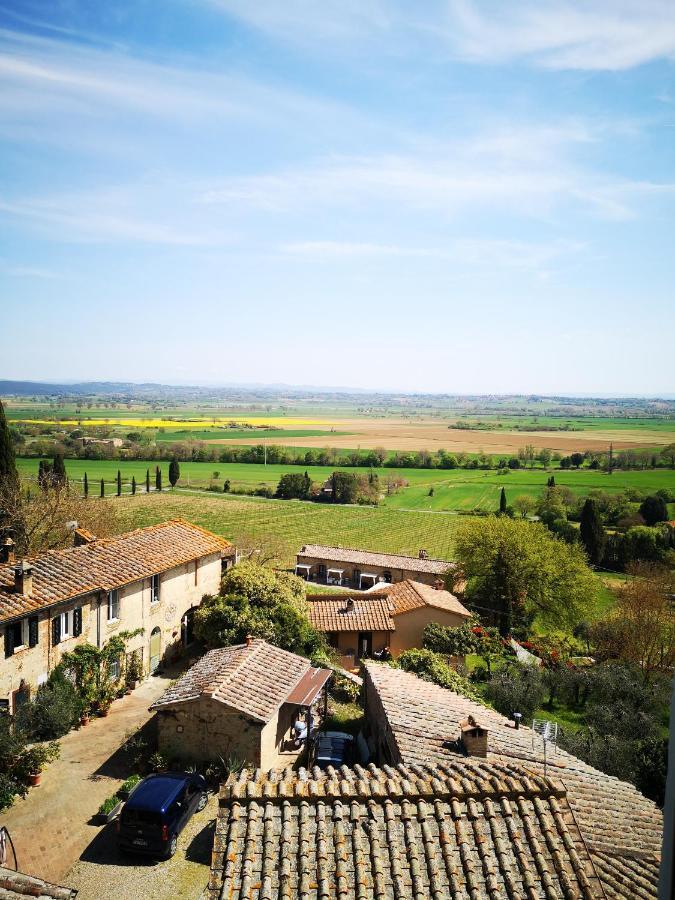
[532,718,558,777]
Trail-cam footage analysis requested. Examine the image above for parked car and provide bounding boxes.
[313,731,355,769]
[117,772,208,858]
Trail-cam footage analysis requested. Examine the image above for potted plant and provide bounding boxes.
[80,709,90,727]
[97,684,117,717]
[21,742,60,787]
[125,652,144,692]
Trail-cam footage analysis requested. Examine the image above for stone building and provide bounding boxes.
[295,544,451,589]
[0,519,229,713]
[307,578,471,667]
[363,661,664,899]
[150,639,331,769]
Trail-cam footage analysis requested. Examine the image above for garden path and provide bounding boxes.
[0,669,175,886]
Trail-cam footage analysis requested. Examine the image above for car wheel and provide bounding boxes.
[166,834,178,858]
[196,792,208,812]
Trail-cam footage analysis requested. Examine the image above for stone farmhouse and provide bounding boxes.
[306,578,471,666]
[363,661,664,899]
[0,519,229,713]
[295,543,452,589]
[150,638,331,770]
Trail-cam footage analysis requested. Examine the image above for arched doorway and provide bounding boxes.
[149,627,161,673]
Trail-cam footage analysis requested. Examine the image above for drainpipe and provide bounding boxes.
[97,593,101,648]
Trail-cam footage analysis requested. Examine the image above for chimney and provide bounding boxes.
[434,579,444,591]
[418,549,428,559]
[1,538,16,565]
[459,715,488,758]
[346,597,355,611]
[14,562,34,598]
[73,528,97,547]
[245,634,253,647]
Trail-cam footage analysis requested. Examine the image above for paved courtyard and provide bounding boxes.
[0,669,176,886]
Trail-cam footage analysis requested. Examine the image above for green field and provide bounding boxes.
[15,458,675,513]
[454,414,675,433]
[154,428,344,442]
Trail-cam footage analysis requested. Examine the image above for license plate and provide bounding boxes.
[132,838,147,847]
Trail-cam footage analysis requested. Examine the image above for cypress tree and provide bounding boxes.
[0,399,19,492]
[146,469,150,492]
[132,475,137,495]
[579,498,606,566]
[547,475,556,488]
[117,469,122,497]
[168,457,180,488]
[499,487,507,515]
[52,453,67,486]
[84,472,89,498]
[100,478,105,498]
[155,466,162,492]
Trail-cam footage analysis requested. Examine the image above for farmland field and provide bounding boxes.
[15,458,675,514]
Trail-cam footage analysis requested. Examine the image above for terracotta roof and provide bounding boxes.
[0,519,229,623]
[364,662,663,899]
[0,866,77,899]
[298,544,451,575]
[150,640,329,723]
[207,761,604,899]
[369,579,471,618]
[306,597,395,633]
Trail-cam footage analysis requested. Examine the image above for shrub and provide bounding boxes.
[394,650,477,699]
[484,664,546,721]
[15,675,82,740]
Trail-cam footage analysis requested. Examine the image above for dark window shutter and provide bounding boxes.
[4,626,14,658]
[28,616,39,648]
[73,607,82,637]
[52,616,61,646]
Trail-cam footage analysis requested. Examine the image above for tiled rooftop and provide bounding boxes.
[369,579,471,618]
[298,544,452,575]
[0,866,76,899]
[0,519,229,623]
[364,662,663,900]
[306,597,396,632]
[151,639,328,723]
[208,760,604,899]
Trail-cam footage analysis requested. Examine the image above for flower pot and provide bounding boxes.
[100,707,110,718]
[29,772,41,787]
[80,715,90,727]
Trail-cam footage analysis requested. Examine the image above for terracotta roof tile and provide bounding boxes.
[151,640,329,723]
[306,597,395,632]
[0,866,76,899]
[369,579,471,618]
[207,761,604,899]
[0,519,229,623]
[298,544,452,575]
[364,661,662,899]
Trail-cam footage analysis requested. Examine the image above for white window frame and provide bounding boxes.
[107,589,120,622]
[150,574,160,605]
[109,657,121,680]
[59,610,70,639]
[9,618,28,653]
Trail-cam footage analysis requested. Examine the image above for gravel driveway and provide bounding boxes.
[65,794,218,900]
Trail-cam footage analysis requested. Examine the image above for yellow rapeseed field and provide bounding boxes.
[20,417,333,428]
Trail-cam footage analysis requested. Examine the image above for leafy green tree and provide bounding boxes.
[168,458,180,488]
[570,452,584,469]
[485,664,546,720]
[639,494,668,526]
[52,453,67,486]
[579,498,606,565]
[538,448,552,468]
[513,494,536,518]
[276,472,312,499]
[660,443,675,468]
[15,672,82,740]
[498,487,507,515]
[330,471,359,504]
[454,516,596,635]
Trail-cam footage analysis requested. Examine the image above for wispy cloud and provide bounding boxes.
[210,0,675,71]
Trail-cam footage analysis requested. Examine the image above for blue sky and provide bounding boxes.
[1,1,674,394]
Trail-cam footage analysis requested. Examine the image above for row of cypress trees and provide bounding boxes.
[81,461,181,497]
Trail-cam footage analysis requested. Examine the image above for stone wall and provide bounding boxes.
[362,666,403,766]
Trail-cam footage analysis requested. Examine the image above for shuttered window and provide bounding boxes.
[5,620,24,657]
[52,615,61,645]
[73,607,82,637]
[28,616,39,648]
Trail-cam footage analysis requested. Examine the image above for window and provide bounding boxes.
[5,619,26,656]
[150,574,160,604]
[194,559,199,586]
[109,657,121,680]
[60,611,70,639]
[107,589,119,621]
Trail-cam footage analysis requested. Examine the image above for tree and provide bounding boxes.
[547,475,555,487]
[330,471,359,504]
[131,476,136,495]
[639,494,668,526]
[83,472,89,499]
[453,516,596,635]
[100,478,105,498]
[146,469,150,493]
[660,443,675,468]
[579,498,606,565]
[276,472,312,500]
[485,664,546,721]
[394,649,476,698]
[498,487,507,515]
[0,398,19,501]
[116,470,122,497]
[570,452,584,469]
[168,458,180,488]
[194,562,324,657]
[538,448,552,468]
[155,466,162,492]
[52,453,67,486]
[513,494,536,519]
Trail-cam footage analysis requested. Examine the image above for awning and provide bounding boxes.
[295,564,311,570]
[285,667,332,707]
[359,572,379,581]
[327,568,345,574]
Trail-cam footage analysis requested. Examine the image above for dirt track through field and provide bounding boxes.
[205,417,665,454]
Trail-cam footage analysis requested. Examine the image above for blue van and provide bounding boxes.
[117,772,208,858]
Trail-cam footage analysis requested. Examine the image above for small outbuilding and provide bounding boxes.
[150,638,331,769]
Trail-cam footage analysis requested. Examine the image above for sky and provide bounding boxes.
[0,0,674,395]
